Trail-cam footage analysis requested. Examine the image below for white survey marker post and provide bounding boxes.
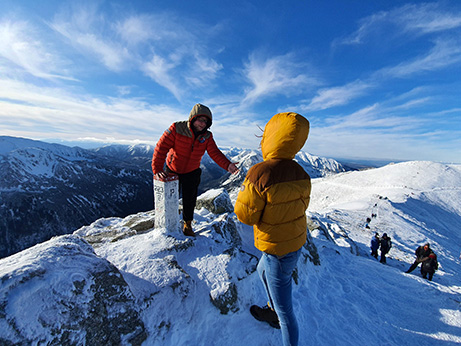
[153,174,179,232]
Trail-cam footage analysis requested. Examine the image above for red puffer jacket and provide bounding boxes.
[152,119,231,174]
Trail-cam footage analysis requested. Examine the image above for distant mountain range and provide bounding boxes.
[0,136,348,258]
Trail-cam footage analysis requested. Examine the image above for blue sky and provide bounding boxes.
[1,0,460,163]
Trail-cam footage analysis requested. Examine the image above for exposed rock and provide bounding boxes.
[196,188,234,214]
[211,213,242,249]
[123,211,156,232]
[303,229,321,266]
[0,235,147,346]
[74,211,155,247]
[308,214,360,256]
[210,282,238,315]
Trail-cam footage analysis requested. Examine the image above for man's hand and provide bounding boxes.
[155,171,168,180]
[227,162,239,174]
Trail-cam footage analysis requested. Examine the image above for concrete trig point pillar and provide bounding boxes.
[154,174,179,232]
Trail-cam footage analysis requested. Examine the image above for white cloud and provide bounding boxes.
[142,55,182,100]
[304,80,373,111]
[116,13,183,46]
[0,18,73,80]
[305,86,461,162]
[396,3,461,34]
[116,15,155,46]
[379,38,461,78]
[185,53,223,87]
[50,6,131,72]
[0,78,179,143]
[49,6,224,100]
[308,38,461,112]
[242,52,317,105]
[338,3,461,46]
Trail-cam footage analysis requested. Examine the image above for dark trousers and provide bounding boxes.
[177,168,202,222]
[421,268,434,281]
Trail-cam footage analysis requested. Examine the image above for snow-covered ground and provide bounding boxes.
[1,160,460,345]
[302,161,461,345]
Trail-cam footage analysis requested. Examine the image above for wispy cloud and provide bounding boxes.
[0,77,264,150]
[142,55,182,100]
[305,82,461,162]
[116,14,158,46]
[49,5,131,72]
[242,52,318,105]
[395,3,461,34]
[49,5,223,100]
[0,18,74,80]
[0,78,178,142]
[378,38,461,78]
[303,80,373,111]
[1,1,460,163]
[338,2,461,46]
[307,23,461,112]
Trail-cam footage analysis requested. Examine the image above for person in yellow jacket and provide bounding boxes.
[234,112,311,346]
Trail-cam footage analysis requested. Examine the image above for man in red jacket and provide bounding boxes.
[152,103,239,236]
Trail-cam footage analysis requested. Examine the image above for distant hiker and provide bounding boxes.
[152,103,239,236]
[235,112,311,346]
[365,217,372,229]
[421,252,438,281]
[370,233,380,259]
[379,233,392,263]
[406,243,436,277]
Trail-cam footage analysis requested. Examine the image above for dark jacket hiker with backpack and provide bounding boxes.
[406,243,438,280]
[421,253,438,281]
[379,233,392,263]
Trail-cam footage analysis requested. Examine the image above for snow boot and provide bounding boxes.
[250,304,280,329]
[183,220,195,237]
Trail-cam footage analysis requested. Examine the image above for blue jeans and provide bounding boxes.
[257,249,301,346]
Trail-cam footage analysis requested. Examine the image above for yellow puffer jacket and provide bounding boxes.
[234,112,311,256]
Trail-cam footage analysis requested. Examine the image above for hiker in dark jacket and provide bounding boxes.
[421,252,438,281]
[379,233,392,263]
[405,243,433,273]
[370,233,380,259]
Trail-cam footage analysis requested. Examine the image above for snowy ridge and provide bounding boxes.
[201,147,346,201]
[218,147,346,178]
[1,160,461,345]
[0,136,88,159]
[93,143,155,161]
[0,136,154,258]
[295,151,345,177]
